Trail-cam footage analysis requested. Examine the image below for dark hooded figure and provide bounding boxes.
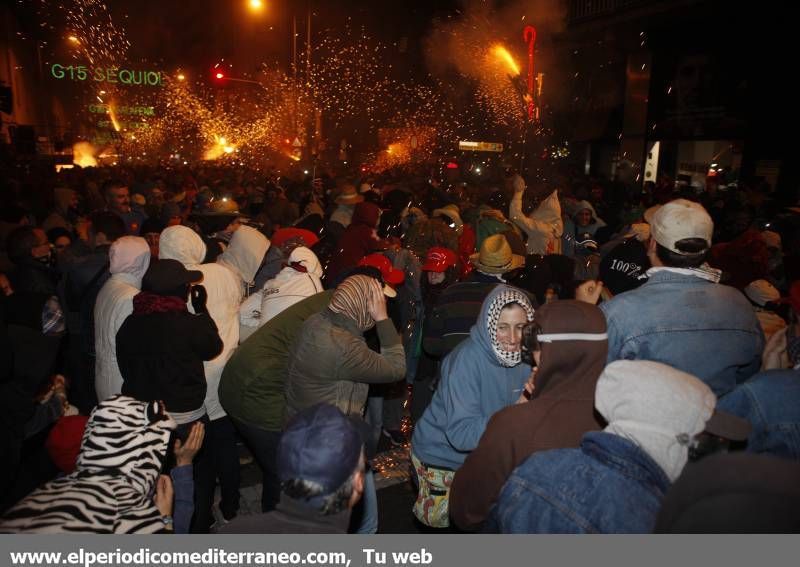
[326,202,385,283]
[449,300,607,531]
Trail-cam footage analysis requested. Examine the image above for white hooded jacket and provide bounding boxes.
[510,189,564,255]
[160,225,268,420]
[239,246,323,341]
[94,236,151,402]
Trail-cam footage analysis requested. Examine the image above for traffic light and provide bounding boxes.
[212,63,227,85]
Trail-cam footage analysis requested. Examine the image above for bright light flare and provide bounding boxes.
[248,0,265,11]
[73,142,98,168]
[489,44,521,76]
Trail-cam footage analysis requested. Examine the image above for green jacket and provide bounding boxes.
[285,310,406,419]
[219,291,333,431]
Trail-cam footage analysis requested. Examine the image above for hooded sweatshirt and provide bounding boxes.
[94,237,151,402]
[159,225,267,420]
[568,200,607,236]
[596,360,716,482]
[411,285,535,470]
[449,300,607,530]
[509,190,563,255]
[239,246,323,340]
[326,202,384,282]
[0,396,175,533]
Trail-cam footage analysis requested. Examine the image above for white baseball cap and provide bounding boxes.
[650,199,713,254]
[744,279,780,307]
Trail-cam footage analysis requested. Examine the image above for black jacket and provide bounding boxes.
[117,310,223,413]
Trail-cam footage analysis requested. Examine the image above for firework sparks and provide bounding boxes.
[490,44,521,76]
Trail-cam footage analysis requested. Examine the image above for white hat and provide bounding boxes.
[650,199,713,254]
[744,279,780,307]
[596,360,750,481]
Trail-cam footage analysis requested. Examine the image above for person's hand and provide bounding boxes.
[511,174,527,194]
[52,374,68,408]
[516,369,536,404]
[0,273,13,296]
[174,422,205,467]
[190,284,208,314]
[154,474,174,518]
[367,279,388,322]
[575,280,604,305]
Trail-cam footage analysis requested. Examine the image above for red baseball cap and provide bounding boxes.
[422,247,458,273]
[271,227,319,248]
[358,253,405,286]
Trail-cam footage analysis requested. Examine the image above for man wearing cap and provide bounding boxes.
[220,404,365,533]
[492,360,751,533]
[423,234,527,359]
[600,199,764,396]
[329,184,363,229]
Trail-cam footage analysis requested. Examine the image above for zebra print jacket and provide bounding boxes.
[0,396,176,533]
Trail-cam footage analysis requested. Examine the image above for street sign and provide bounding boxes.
[292,137,302,147]
[459,140,504,152]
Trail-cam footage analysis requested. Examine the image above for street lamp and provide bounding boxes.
[248,0,265,12]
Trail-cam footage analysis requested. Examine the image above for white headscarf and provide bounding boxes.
[485,287,535,367]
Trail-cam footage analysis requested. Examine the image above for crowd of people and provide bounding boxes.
[0,159,799,533]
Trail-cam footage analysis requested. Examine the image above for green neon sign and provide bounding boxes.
[51,64,163,87]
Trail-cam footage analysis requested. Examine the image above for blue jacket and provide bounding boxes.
[492,431,671,533]
[717,369,800,461]
[600,270,763,396]
[411,285,532,470]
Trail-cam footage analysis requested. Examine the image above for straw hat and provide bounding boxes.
[469,234,525,274]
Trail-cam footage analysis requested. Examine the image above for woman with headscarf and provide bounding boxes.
[239,246,323,342]
[284,274,406,418]
[410,285,535,528]
[93,236,150,402]
[449,300,607,531]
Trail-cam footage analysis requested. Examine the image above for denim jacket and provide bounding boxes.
[717,369,800,460]
[491,431,671,533]
[600,270,764,396]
